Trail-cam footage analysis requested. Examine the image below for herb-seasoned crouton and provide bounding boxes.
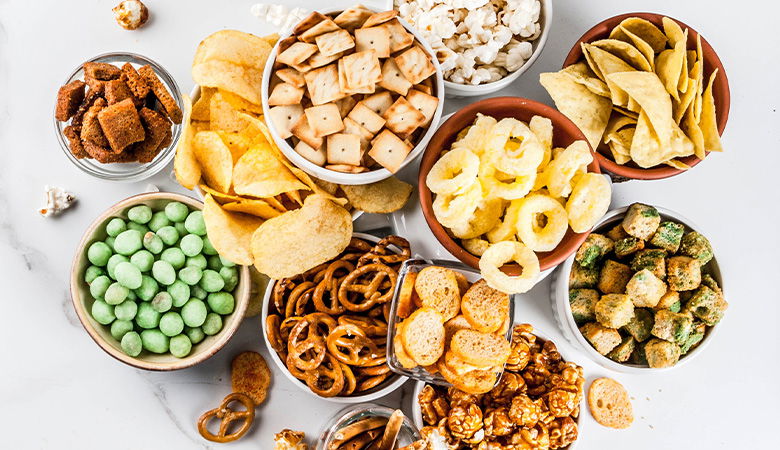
[569,289,599,324]
[597,260,632,294]
[631,249,667,279]
[651,309,693,345]
[644,338,681,368]
[626,269,666,308]
[667,256,701,291]
[650,221,685,253]
[580,322,622,355]
[575,234,614,268]
[570,262,599,289]
[621,203,660,240]
[622,308,654,342]
[680,231,714,265]
[614,237,645,258]
[607,335,636,363]
[682,285,727,326]
[595,294,634,328]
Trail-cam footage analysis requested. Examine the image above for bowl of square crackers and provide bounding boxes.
[261,5,445,185]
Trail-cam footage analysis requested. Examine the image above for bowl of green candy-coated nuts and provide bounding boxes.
[70,192,250,371]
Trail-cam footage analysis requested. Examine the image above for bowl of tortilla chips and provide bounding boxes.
[541,13,729,180]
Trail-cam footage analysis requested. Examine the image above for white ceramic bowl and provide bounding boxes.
[260,232,408,403]
[551,206,724,374]
[410,326,582,449]
[261,8,445,185]
[437,0,552,97]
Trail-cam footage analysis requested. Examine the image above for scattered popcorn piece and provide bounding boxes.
[250,3,308,30]
[112,0,149,30]
[39,185,76,217]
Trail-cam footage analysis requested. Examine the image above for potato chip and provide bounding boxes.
[216,131,253,164]
[193,30,272,69]
[478,241,540,294]
[566,173,611,233]
[251,195,352,279]
[232,140,309,199]
[515,194,568,252]
[432,181,482,228]
[607,71,673,145]
[209,91,251,133]
[699,69,722,153]
[341,176,413,213]
[220,89,264,114]
[203,194,264,265]
[426,147,480,195]
[192,60,264,105]
[449,198,503,239]
[191,87,215,121]
[544,140,592,198]
[193,131,233,193]
[231,351,271,405]
[222,199,282,219]
[539,71,612,150]
[174,94,201,190]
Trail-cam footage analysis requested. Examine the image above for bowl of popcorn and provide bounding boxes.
[551,203,726,373]
[261,6,444,185]
[394,0,551,97]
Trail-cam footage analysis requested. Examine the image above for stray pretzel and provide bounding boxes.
[197,393,255,443]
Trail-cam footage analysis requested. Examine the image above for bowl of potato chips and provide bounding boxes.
[542,13,729,180]
[418,96,612,295]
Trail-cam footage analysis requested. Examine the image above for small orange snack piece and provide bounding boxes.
[97,98,145,153]
[588,377,634,429]
[134,107,172,163]
[231,351,272,406]
[112,0,149,31]
[55,80,86,121]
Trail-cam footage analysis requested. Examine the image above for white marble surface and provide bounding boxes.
[0,0,778,448]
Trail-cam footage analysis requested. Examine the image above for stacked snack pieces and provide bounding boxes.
[425,114,612,294]
[569,202,727,368]
[327,409,408,449]
[83,201,239,358]
[392,265,512,394]
[268,6,440,174]
[175,30,413,281]
[415,324,584,449]
[55,61,180,163]
[265,236,410,397]
[540,16,723,169]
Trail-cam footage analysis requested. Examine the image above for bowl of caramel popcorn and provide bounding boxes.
[411,324,584,449]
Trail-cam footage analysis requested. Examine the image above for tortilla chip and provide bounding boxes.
[655,40,686,101]
[591,39,652,72]
[607,71,673,146]
[681,108,705,159]
[630,110,663,168]
[618,26,656,70]
[562,62,611,98]
[699,69,722,153]
[203,194,263,266]
[615,17,668,53]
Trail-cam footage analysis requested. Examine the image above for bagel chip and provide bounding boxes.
[203,194,264,266]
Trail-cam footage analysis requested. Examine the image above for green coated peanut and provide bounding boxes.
[114,299,138,321]
[185,211,207,236]
[219,256,235,268]
[192,286,208,300]
[186,254,208,270]
[161,247,186,269]
[136,302,161,329]
[143,232,164,254]
[199,269,225,293]
[207,255,222,271]
[165,201,189,222]
[219,266,239,292]
[128,205,153,224]
[151,292,173,313]
[169,334,192,358]
[126,221,149,236]
[168,280,191,307]
[121,331,143,357]
[91,299,115,325]
[89,275,111,299]
[202,236,218,255]
[104,237,116,251]
[207,292,235,315]
[87,242,112,266]
[115,261,143,289]
[174,222,187,237]
[114,230,143,256]
[156,226,179,246]
[160,311,185,337]
[85,266,106,284]
[130,250,155,272]
[127,290,137,301]
[179,266,203,286]
[185,326,206,344]
[135,275,159,301]
[202,313,223,336]
[140,329,169,354]
[110,319,134,340]
[106,218,127,237]
[152,260,176,286]
[104,282,129,305]
[181,298,208,327]
[179,234,203,257]
[148,211,171,232]
[106,254,129,280]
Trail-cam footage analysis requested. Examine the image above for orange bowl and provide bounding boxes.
[418,96,602,273]
[563,12,730,180]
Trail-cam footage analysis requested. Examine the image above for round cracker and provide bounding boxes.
[588,377,633,429]
[231,351,271,406]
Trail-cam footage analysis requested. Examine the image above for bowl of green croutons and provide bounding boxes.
[551,203,726,373]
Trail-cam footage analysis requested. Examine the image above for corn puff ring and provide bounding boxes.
[530,115,553,172]
[432,181,482,228]
[462,237,491,256]
[487,118,545,176]
[566,173,612,233]
[483,169,536,201]
[450,198,504,239]
[451,113,497,155]
[515,194,569,252]
[544,141,593,198]
[479,241,541,294]
[426,148,480,195]
[486,199,523,243]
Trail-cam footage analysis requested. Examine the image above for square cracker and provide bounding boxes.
[326,133,362,165]
[414,83,432,95]
[394,46,436,85]
[277,42,318,66]
[362,10,398,28]
[334,5,373,30]
[341,50,382,91]
[383,19,414,53]
[355,26,391,58]
[276,68,305,88]
[406,89,439,126]
[347,102,386,134]
[382,96,426,137]
[294,140,326,166]
[337,59,375,95]
[361,91,394,116]
[268,82,305,106]
[368,129,411,173]
[268,104,304,139]
[293,11,329,36]
[304,103,345,137]
[299,18,341,43]
[308,50,343,69]
[378,58,412,96]
[315,29,355,57]
[291,114,324,149]
[343,117,375,151]
[304,64,346,105]
[335,96,358,118]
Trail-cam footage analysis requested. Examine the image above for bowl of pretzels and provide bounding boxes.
[261,232,412,403]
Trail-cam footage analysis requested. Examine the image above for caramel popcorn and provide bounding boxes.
[549,417,578,449]
[483,407,515,437]
[448,404,484,440]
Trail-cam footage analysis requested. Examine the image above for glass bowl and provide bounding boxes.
[317,404,419,450]
[53,52,183,182]
[386,258,516,387]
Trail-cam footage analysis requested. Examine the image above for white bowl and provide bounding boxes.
[260,232,408,403]
[410,326,582,449]
[438,0,552,97]
[261,8,445,185]
[550,206,724,374]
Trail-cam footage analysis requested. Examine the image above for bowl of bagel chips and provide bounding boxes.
[542,13,729,180]
[174,29,413,280]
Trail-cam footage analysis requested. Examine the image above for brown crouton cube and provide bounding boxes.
[607,335,636,363]
[625,269,667,307]
[105,79,139,106]
[83,62,121,80]
[82,140,133,163]
[644,338,681,368]
[580,322,622,355]
[630,249,667,279]
[595,294,635,328]
[138,65,182,124]
[85,77,106,96]
[667,256,701,291]
[606,223,629,241]
[569,262,599,289]
[71,90,102,129]
[121,63,150,99]
[134,108,172,163]
[80,98,109,148]
[597,260,633,294]
[55,80,86,121]
[622,203,661,240]
[614,237,645,258]
[63,125,88,159]
[97,98,145,153]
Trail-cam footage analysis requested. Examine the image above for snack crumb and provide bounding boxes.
[113,0,149,30]
[39,185,76,217]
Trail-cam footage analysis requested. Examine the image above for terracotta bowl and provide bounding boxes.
[418,96,602,273]
[70,192,250,371]
[563,12,730,180]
